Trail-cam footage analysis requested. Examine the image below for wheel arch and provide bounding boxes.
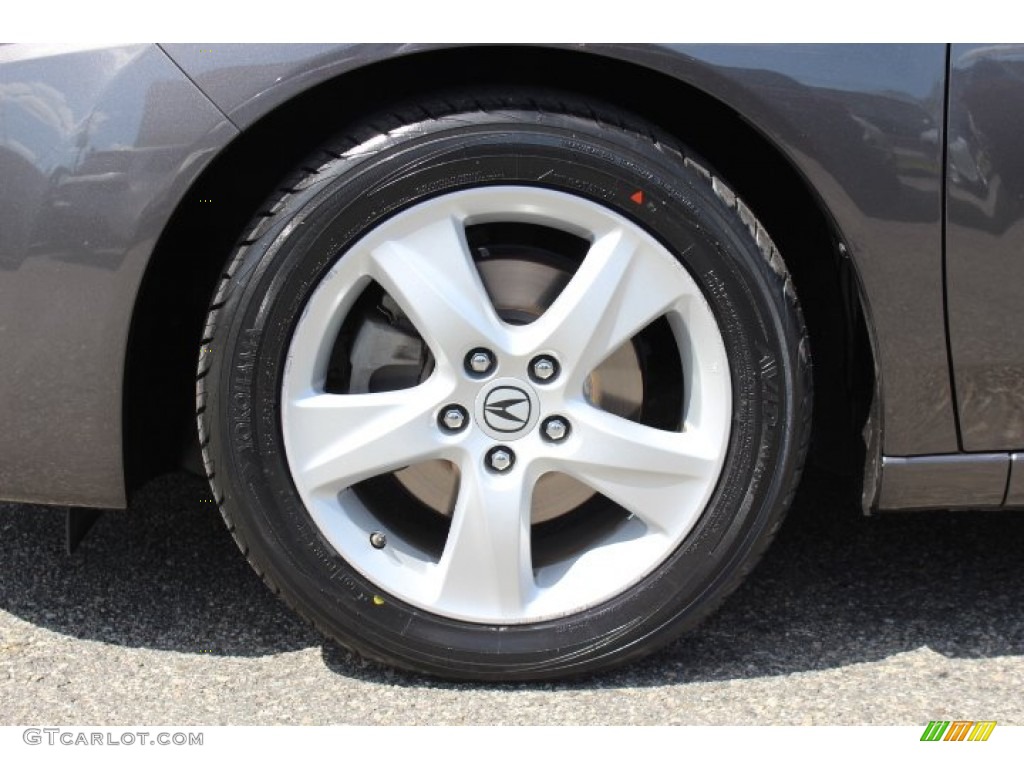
[123,45,878,500]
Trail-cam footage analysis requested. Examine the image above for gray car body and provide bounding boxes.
[0,43,1021,511]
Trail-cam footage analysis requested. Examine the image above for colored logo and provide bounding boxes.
[920,721,996,742]
[482,386,532,433]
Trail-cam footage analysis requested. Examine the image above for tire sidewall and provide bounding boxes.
[207,112,802,676]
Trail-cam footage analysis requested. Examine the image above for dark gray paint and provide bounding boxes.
[946,44,1024,451]
[0,43,987,509]
[877,454,1009,510]
[164,42,957,456]
[0,44,236,507]
[159,43,417,129]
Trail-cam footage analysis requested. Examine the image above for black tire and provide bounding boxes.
[196,91,811,681]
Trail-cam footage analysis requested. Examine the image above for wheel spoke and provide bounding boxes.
[529,228,693,383]
[368,214,507,367]
[288,385,450,495]
[432,462,535,619]
[553,406,720,533]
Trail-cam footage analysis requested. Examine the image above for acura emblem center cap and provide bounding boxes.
[475,378,541,441]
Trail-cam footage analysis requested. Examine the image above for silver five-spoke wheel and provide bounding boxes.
[281,186,732,623]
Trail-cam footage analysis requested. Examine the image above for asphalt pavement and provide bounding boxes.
[1,467,1022,725]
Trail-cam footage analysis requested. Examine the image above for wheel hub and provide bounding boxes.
[393,257,643,524]
[475,378,539,440]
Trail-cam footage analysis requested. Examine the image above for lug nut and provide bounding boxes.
[469,352,491,372]
[530,355,559,383]
[542,416,570,443]
[487,447,515,473]
[466,348,496,376]
[439,405,469,432]
[369,531,387,549]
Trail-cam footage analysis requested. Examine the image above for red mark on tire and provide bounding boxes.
[630,190,644,204]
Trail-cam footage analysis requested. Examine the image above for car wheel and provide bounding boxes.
[196,91,811,680]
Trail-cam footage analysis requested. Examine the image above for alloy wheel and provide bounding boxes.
[280,186,732,623]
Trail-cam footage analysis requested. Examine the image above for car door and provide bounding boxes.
[945,44,1024,501]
